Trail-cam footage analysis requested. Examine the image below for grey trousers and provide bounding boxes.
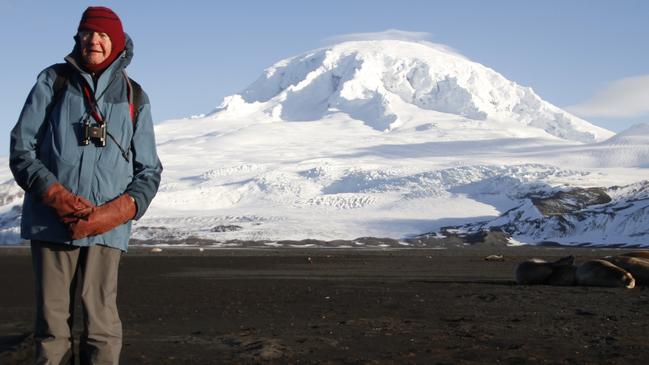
[31,240,122,365]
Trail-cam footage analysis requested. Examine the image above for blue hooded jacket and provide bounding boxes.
[9,34,162,251]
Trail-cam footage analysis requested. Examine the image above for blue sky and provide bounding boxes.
[1,0,648,154]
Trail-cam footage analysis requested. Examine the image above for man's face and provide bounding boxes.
[78,30,112,65]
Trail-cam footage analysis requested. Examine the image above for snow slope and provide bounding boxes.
[1,40,646,247]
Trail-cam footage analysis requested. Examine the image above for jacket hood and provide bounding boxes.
[122,33,134,68]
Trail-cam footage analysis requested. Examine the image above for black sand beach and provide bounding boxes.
[1,245,649,364]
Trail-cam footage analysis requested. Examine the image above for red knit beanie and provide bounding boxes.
[77,6,126,72]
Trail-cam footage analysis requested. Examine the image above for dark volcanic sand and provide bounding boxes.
[1,246,649,364]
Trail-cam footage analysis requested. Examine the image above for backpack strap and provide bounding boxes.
[118,70,145,162]
[122,69,143,123]
[52,63,70,94]
[48,63,71,116]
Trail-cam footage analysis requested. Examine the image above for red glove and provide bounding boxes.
[68,194,137,240]
[41,182,94,222]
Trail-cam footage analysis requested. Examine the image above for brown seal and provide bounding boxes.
[545,264,577,286]
[621,251,649,260]
[604,255,649,286]
[576,259,635,288]
[515,256,575,285]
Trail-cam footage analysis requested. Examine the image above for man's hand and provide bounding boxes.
[41,182,94,222]
[68,194,136,240]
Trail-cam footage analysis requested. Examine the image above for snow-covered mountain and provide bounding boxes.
[216,40,613,143]
[1,40,647,247]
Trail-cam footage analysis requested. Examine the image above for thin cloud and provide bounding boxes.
[566,75,649,118]
[324,29,466,59]
[326,29,432,43]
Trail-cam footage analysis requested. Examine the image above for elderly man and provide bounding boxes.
[10,6,162,365]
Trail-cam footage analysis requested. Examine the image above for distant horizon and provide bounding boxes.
[1,0,648,154]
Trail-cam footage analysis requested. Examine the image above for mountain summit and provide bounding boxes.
[217,40,612,143]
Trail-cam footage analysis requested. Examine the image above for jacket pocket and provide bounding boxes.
[95,103,133,202]
[95,163,132,203]
[96,103,133,168]
[49,96,84,165]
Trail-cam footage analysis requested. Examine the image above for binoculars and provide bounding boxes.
[81,119,106,147]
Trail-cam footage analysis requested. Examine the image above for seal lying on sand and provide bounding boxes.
[621,251,649,260]
[516,253,644,288]
[604,255,649,286]
[575,260,635,288]
[546,264,578,286]
[515,256,576,285]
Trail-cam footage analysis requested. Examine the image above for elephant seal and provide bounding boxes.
[545,264,577,286]
[604,255,649,286]
[576,259,635,288]
[516,256,575,285]
[621,251,649,260]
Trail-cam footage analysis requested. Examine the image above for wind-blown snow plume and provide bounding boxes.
[566,75,649,118]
